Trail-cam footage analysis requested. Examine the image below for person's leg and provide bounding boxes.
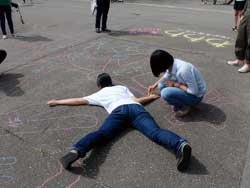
[233,10,239,30]
[95,0,103,32]
[160,87,202,110]
[5,5,14,35]
[60,106,129,169]
[130,104,191,171]
[0,7,7,36]
[238,15,250,73]
[101,0,110,31]
[234,15,247,62]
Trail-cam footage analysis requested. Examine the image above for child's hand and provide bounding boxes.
[165,80,175,87]
[149,93,160,99]
[47,100,58,107]
[147,84,157,95]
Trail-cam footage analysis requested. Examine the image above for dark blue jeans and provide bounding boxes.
[73,104,187,157]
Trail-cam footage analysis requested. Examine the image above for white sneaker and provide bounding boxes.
[2,35,7,39]
[238,64,250,73]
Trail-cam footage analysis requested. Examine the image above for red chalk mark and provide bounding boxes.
[38,160,63,188]
[66,176,81,188]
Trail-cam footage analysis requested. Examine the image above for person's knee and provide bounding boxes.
[160,88,174,101]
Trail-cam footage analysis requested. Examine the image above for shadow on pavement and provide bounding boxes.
[70,128,134,179]
[15,35,53,42]
[185,156,209,175]
[177,103,226,126]
[0,73,25,96]
[108,30,162,37]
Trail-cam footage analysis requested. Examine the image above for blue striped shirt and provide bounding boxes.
[163,59,207,97]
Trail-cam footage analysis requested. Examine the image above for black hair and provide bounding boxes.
[150,49,174,77]
[96,73,113,88]
[0,50,7,64]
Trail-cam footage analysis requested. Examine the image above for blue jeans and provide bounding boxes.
[73,104,187,157]
[158,81,202,111]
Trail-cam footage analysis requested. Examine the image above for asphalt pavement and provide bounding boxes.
[0,0,250,187]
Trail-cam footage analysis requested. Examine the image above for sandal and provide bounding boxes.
[227,60,244,66]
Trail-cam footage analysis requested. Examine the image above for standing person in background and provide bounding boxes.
[232,0,246,31]
[0,0,15,39]
[95,0,111,33]
[227,0,250,73]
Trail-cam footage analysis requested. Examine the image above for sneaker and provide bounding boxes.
[102,28,111,32]
[177,143,192,171]
[2,35,7,40]
[11,34,16,38]
[227,60,244,66]
[95,28,101,33]
[60,150,79,169]
[175,106,193,117]
[238,64,250,73]
[232,26,237,31]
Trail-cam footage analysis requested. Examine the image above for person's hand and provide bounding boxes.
[47,100,58,107]
[165,80,176,87]
[148,93,160,99]
[147,84,157,95]
[240,15,244,22]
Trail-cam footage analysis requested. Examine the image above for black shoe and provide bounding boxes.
[60,151,79,170]
[102,28,111,32]
[177,143,192,171]
[96,28,101,33]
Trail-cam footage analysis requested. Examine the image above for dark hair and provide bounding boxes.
[150,49,174,77]
[96,73,113,88]
[0,50,7,64]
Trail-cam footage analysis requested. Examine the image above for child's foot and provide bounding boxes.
[227,59,244,66]
[60,150,79,169]
[175,106,193,117]
[2,35,7,40]
[177,142,192,171]
[238,64,250,73]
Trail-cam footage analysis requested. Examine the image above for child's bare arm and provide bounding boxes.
[47,98,89,107]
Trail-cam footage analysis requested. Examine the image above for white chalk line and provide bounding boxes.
[125,2,231,14]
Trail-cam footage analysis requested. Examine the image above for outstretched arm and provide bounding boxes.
[47,98,89,107]
[133,94,160,105]
[147,75,165,95]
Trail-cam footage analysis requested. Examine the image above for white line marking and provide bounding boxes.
[125,2,231,14]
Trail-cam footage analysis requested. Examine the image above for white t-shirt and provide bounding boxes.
[83,85,140,114]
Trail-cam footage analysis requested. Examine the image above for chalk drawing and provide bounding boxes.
[37,161,63,188]
[163,89,238,130]
[128,27,161,35]
[0,156,17,186]
[164,29,232,48]
[2,113,99,136]
[7,112,23,128]
[66,176,81,188]
[0,157,17,166]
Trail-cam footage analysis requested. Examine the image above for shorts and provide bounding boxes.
[234,1,246,11]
